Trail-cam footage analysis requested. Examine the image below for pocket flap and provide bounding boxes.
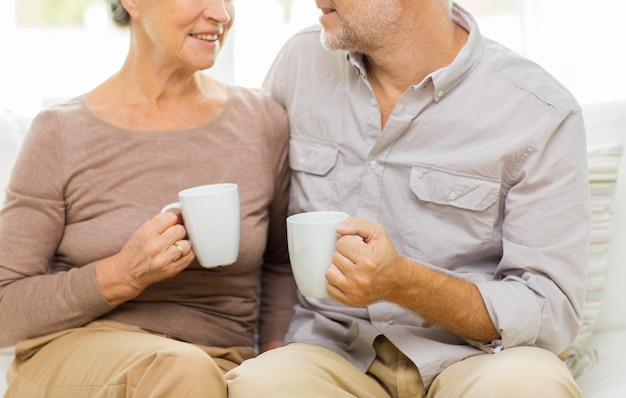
[409,165,500,211]
[289,138,339,176]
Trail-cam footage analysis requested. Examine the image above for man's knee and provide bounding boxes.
[429,347,582,398]
[227,345,304,397]
[228,343,391,398]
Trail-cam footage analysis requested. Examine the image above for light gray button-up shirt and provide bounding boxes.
[263,5,590,388]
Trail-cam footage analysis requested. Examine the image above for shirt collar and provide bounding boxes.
[429,4,483,102]
[345,4,483,102]
[346,51,366,77]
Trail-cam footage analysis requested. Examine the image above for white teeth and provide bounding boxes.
[191,33,218,41]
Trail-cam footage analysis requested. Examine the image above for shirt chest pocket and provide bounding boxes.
[289,138,339,211]
[410,165,500,211]
[289,138,338,176]
[405,164,501,264]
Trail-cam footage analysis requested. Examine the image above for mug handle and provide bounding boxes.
[161,202,181,213]
[160,202,192,247]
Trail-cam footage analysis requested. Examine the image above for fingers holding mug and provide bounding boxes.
[160,183,240,268]
[168,240,194,265]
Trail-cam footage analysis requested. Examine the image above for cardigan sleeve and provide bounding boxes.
[0,109,113,348]
[257,96,298,345]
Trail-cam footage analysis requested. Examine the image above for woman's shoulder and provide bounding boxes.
[24,95,108,154]
[227,86,287,123]
[41,95,87,115]
[224,85,288,142]
[33,95,90,128]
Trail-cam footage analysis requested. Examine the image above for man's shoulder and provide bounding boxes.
[280,24,324,54]
[291,24,323,39]
[271,24,347,78]
[479,38,579,112]
[281,24,339,57]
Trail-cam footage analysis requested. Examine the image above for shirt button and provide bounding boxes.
[370,98,377,106]
[369,160,378,169]
[437,89,444,98]
[448,191,457,200]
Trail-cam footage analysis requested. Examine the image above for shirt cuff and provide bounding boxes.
[474,279,543,348]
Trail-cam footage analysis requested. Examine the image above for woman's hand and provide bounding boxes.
[95,211,195,306]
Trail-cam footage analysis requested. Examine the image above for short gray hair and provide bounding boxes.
[105,0,130,27]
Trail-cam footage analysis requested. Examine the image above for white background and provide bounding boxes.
[0,0,624,118]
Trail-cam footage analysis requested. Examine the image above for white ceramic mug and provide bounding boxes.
[161,183,240,268]
[287,211,350,299]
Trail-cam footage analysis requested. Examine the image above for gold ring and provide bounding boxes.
[175,244,184,260]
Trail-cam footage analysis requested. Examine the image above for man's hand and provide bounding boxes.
[325,217,410,307]
[325,217,499,342]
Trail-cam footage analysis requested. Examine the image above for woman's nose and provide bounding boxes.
[202,0,231,25]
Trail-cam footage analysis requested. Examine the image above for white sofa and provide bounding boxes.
[1,102,625,396]
[570,101,626,397]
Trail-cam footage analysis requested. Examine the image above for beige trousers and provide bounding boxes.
[5,319,255,397]
[226,336,583,398]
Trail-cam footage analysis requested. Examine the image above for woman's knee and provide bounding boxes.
[126,342,227,396]
[138,342,222,376]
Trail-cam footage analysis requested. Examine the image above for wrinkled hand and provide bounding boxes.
[96,212,195,305]
[325,217,408,307]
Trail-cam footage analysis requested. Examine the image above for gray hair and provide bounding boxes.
[105,0,131,27]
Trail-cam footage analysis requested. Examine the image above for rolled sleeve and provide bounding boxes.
[475,109,590,354]
[475,279,543,349]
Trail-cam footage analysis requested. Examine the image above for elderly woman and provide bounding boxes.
[0,0,296,396]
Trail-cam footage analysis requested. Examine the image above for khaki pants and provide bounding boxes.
[226,336,582,398]
[5,319,255,397]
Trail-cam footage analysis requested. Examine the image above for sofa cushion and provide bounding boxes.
[562,143,623,377]
[575,329,626,397]
[0,110,29,202]
[582,101,626,334]
[0,347,13,394]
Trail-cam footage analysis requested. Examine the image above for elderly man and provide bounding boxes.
[227,1,588,396]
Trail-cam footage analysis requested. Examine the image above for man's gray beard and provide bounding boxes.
[320,29,347,52]
[318,5,400,54]
[320,28,368,53]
